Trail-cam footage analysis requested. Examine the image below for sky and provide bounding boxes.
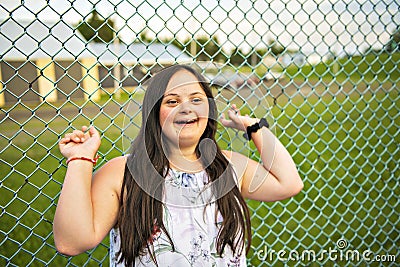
[1,0,399,57]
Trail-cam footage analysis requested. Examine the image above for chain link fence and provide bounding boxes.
[1,0,399,266]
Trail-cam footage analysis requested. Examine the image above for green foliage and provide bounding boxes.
[267,39,285,56]
[385,26,400,52]
[229,47,248,66]
[139,30,280,66]
[245,48,268,66]
[76,10,115,43]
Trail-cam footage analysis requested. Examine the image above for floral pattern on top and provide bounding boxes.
[165,169,208,189]
[110,169,246,267]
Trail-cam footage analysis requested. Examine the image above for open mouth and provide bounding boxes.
[174,118,199,126]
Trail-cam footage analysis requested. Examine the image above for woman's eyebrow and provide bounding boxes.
[190,91,206,96]
[163,91,205,97]
[164,93,179,97]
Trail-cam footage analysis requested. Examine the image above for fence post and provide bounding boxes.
[81,58,101,101]
[36,59,57,102]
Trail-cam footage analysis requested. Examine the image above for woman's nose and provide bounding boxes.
[178,100,192,114]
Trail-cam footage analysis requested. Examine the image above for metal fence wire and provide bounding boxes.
[0,1,399,266]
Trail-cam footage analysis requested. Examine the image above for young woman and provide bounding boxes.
[53,65,303,266]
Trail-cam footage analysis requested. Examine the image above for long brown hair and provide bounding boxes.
[117,65,251,266]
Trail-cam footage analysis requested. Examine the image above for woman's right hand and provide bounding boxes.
[54,125,121,256]
[59,126,101,159]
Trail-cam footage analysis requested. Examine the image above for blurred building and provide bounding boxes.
[0,19,191,106]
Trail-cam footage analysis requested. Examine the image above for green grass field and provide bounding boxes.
[285,52,400,84]
[1,75,399,266]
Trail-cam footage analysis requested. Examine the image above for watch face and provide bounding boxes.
[259,118,269,128]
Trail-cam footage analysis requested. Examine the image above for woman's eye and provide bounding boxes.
[192,98,203,103]
[166,99,178,105]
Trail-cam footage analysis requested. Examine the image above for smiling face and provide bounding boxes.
[159,69,210,149]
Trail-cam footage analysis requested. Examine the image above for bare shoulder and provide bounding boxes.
[95,155,127,177]
[222,150,250,172]
[221,150,252,188]
[97,155,127,171]
[93,155,127,198]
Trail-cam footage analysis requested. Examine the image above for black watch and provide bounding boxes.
[243,118,269,141]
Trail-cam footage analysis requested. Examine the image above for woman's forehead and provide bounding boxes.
[164,70,204,95]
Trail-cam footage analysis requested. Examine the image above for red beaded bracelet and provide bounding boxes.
[66,155,100,166]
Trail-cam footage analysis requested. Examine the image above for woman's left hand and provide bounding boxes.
[220,104,258,132]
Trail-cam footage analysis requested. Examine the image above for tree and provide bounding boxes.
[267,39,285,56]
[76,10,115,43]
[195,35,222,62]
[386,26,400,53]
[164,35,226,62]
[229,47,247,66]
[246,48,268,66]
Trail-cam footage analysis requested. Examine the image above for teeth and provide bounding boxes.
[176,118,197,124]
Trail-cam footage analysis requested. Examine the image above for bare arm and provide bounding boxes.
[220,105,303,202]
[53,126,123,256]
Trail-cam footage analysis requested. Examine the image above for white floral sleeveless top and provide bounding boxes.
[110,169,246,266]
